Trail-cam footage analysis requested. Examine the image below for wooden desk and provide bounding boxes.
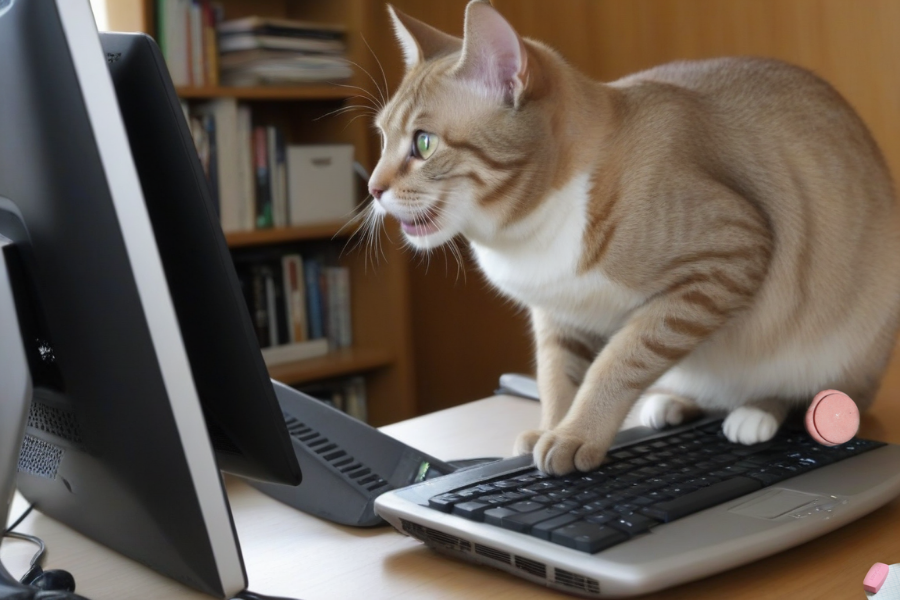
[3,390,900,599]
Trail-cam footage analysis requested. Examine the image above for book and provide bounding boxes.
[272,127,288,228]
[249,264,270,347]
[263,265,278,346]
[194,98,243,232]
[253,126,273,228]
[281,254,308,343]
[260,338,329,367]
[236,105,254,231]
[333,266,352,348]
[304,259,324,339]
[345,377,367,422]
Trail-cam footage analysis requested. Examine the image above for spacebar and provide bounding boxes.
[640,477,763,523]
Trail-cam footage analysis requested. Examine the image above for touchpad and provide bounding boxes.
[729,489,826,520]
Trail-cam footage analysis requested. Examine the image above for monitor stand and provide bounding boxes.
[0,236,38,596]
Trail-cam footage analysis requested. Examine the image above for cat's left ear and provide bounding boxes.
[454,0,529,108]
[388,5,462,72]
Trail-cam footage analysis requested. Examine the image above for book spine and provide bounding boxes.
[273,127,288,228]
[345,377,367,422]
[198,99,240,232]
[266,126,285,228]
[236,105,253,231]
[281,254,308,342]
[304,259,324,339]
[250,265,269,347]
[189,1,204,86]
[263,266,278,346]
[335,266,352,348]
[205,113,219,215]
[201,0,218,87]
[253,126,273,229]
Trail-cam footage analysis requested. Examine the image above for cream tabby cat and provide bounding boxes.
[367,1,900,475]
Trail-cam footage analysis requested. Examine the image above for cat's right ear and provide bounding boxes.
[387,5,462,72]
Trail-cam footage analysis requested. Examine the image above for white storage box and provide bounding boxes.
[287,144,355,226]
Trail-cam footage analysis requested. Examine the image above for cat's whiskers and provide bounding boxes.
[361,34,391,105]
[315,103,378,121]
[328,81,383,111]
[342,58,387,110]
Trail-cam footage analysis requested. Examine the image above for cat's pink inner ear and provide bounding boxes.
[387,5,462,71]
[455,1,528,104]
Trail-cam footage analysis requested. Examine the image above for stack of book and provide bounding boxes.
[217,16,353,86]
[157,0,221,87]
[236,252,352,367]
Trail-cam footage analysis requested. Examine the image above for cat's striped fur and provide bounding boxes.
[368,1,900,475]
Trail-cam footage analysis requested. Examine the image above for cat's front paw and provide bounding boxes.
[637,392,697,429]
[723,406,780,445]
[513,429,544,455]
[532,429,606,475]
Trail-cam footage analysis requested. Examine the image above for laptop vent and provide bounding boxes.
[474,544,511,565]
[555,568,601,595]
[514,556,547,579]
[283,414,390,494]
[401,519,472,553]
[401,521,595,594]
[17,435,64,479]
[27,401,82,444]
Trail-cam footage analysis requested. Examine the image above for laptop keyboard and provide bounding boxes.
[426,421,883,554]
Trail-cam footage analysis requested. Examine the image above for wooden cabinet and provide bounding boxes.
[108,0,416,426]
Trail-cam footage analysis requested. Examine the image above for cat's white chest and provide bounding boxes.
[470,173,645,334]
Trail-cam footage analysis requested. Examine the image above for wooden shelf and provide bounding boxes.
[175,85,355,101]
[267,347,394,386]
[225,221,355,247]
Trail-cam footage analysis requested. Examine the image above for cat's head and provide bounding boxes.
[368,1,559,250]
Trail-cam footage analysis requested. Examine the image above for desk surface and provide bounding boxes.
[4,387,900,600]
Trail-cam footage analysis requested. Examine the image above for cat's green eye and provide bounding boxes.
[413,131,438,160]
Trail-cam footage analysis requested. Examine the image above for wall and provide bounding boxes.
[371,0,900,415]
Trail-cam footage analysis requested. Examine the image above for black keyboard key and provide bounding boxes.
[453,501,492,519]
[507,501,545,513]
[530,514,583,540]
[499,508,567,533]
[484,507,518,526]
[550,521,630,553]
[745,470,785,486]
[428,493,460,512]
[608,513,659,535]
[640,476,763,523]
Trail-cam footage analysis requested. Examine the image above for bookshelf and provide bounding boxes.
[108,0,416,427]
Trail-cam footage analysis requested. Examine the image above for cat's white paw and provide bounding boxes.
[723,406,780,445]
[513,429,544,456]
[638,393,694,430]
[532,429,606,475]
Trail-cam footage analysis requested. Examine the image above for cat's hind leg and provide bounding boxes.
[635,389,702,430]
[722,398,789,445]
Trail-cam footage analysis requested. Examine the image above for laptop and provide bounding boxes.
[374,381,900,597]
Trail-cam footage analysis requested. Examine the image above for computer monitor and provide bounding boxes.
[0,0,301,596]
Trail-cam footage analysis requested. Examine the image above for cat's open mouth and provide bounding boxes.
[399,207,441,237]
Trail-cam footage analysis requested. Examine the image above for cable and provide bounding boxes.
[3,504,35,536]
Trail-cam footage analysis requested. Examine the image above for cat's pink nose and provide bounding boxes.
[370,186,385,200]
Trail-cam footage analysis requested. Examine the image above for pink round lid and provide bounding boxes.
[805,390,859,446]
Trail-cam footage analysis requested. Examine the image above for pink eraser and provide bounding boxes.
[864,562,889,594]
[805,390,859,446]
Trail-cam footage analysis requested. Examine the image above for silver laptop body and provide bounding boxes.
[375,418,900,597]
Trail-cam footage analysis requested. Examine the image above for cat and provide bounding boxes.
[366,0,900,475]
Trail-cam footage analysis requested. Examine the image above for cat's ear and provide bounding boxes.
[454,0,529,107]
[387,5,462,71]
